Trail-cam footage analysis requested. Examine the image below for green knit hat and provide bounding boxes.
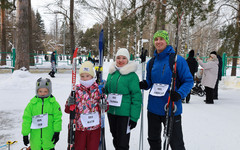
[153,30,169,45]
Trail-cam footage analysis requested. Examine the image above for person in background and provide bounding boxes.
[49,51,57,77]
[65,61,108,150]
[139,30,193,150]
[104,48,142,150]
[197,53,218,104]
[22,78,62,150]
[185,49,198,103]
[210,51,222,100]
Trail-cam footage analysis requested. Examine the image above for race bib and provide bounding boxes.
[81,112,100,128]
[107,93,123,107]
[31,114,48,129]
[150,83,169,97]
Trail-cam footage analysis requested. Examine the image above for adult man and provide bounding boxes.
[140,30,193,150]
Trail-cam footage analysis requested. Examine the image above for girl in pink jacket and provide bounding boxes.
[65,61,108,150]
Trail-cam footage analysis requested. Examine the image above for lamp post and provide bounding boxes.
[137,39,149,57]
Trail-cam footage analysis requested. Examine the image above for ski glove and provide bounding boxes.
[52,132,60,144]
[67,96,75,106]
[98,84,104,95]
[98,80,106,94]
[170,91,181,102]
[139,80,148,89]
[129,120,137,130]
[99,100,108,111]
[23,136,29,146]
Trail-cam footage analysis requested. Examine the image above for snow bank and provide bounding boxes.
[222,76,240,89]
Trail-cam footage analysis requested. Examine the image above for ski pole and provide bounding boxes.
[139,48,147,150]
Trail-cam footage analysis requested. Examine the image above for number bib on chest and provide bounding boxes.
[150,83,169,97]
[31,113,48,129]
[107,93,123,107]
[80,112,100,128]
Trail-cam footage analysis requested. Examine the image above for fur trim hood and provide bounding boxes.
[109,62,138,75]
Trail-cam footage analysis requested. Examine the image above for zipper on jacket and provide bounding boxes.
[41,98,44,140]
[109,74,121,115]
[162,64,166,75]
[115,75,121,93]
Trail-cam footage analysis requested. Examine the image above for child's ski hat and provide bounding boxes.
[79,61,95,77]
[115,48,130,62]
[36,77,52,97]
[153,30,169,45]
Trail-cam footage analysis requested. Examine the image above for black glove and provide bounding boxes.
[99,100,108,111]
[52,132,60,144]
[139,80,148,89]
[129,120,137,130]
[23,135,29,146]
[67,96,75,106]
[170,91,181,102]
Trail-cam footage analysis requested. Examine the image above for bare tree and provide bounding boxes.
[217,0,240,76]
[0,0,15,65]
[15,0,30,70]
[70,0,75,58]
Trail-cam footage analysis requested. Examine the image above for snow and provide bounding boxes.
[0,61,240,150]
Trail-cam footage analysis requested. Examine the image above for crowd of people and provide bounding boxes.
[21,30,223,150]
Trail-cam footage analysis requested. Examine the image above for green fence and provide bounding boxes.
[1,51,239,76]
[222,52,240,76]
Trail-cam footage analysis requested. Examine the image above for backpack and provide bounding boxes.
[148,53,175,79]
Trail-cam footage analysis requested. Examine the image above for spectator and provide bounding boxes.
[185,50,199,103]
[210,51,222,100]
[49,52,57,77]
[197,53,218,104]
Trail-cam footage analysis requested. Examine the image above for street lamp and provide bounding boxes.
[137,39,149,57]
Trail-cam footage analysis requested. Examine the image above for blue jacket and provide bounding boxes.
[145,45,193,116]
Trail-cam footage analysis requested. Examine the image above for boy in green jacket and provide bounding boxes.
[22,78,62,150]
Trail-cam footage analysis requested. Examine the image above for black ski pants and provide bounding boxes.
[147,111,185,150]
[213,79,219,99]
[107,113,130,150]
[205,86,214,103]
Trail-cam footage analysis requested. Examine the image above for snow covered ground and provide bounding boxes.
[0,61,240,150]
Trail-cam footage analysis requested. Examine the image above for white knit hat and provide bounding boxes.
[210,54,217,61]
[115,48,130,61]
[79,61,95,77]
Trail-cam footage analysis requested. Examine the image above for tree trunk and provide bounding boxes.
[153,1,160,33]
[15,0,30,70]
[107,0,111,61]
[160,0,166,30]
[70,0,75,61]
[231,2,240,76]
[1,0,6,66]
[28,0,34,66]
[112,0,117,59]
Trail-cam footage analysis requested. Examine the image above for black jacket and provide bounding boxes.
[217,55,222,80]
[186,56,198,77]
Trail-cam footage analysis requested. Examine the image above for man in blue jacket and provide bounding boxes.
[140,30,193,150]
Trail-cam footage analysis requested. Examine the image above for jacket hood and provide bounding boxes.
[109,61,138,75]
